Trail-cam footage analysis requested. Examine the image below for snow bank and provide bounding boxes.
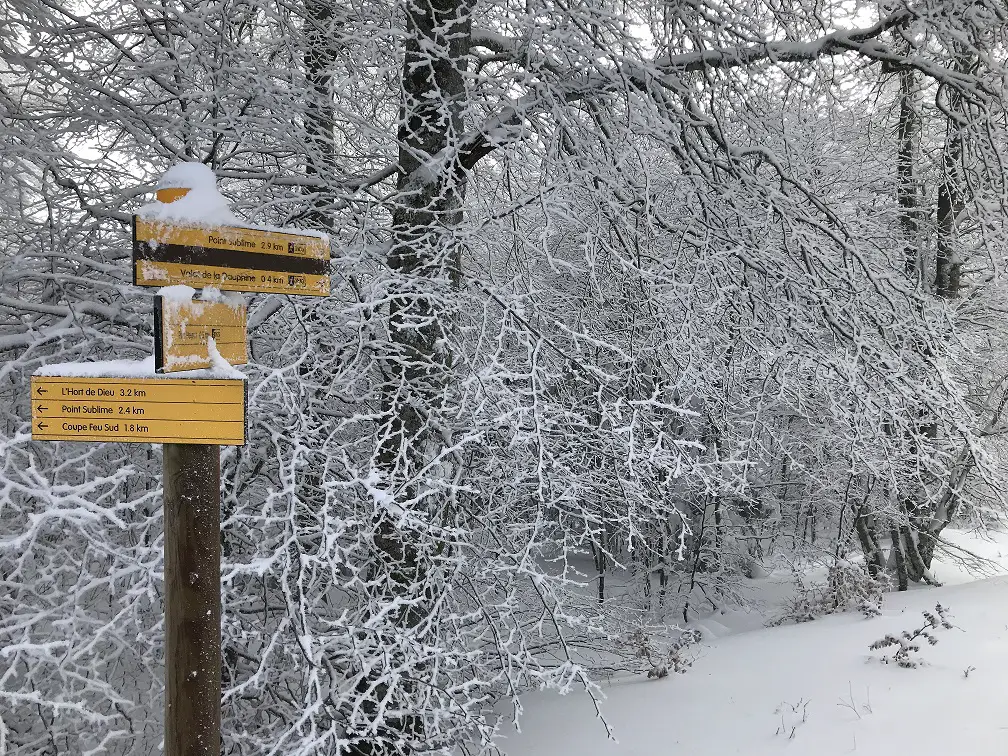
[206,337,245,378]
[196,285,245,308]
[157,284,198,302]
[508,533,1008,756]
[35,356,245,381]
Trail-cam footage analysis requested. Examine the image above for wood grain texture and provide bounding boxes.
[164,443,221,756]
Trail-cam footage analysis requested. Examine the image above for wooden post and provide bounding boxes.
[164,442,221,756]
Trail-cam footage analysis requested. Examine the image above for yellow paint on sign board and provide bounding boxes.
[135,260,329,296]
[157,297,248,372]
[132,216,330,296]
[134,218,329,260]
[31,376,245,445]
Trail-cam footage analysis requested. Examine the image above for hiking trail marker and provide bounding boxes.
[133,217,330,296]
[30,163,330,756]
[155,295,248,373]
[31,376,246,445]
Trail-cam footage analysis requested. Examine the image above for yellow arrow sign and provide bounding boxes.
[133,217,330,296]
[31,376,246,445]
[156,296,248,373]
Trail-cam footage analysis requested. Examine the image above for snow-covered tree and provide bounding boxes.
[3,0,1008,754]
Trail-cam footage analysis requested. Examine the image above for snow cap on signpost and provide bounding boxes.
[144,162,241,225]
[155,161,216,202]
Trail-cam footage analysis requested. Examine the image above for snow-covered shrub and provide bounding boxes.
[870,603,955,668]
[626,627,702,680]
[770,561,886,626]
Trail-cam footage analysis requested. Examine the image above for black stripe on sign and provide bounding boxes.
[131,216,139,286]
[154,296,165,372]
[134,241,330,276]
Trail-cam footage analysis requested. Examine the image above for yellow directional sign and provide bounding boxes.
[133,217,330,296]
[155,296,248,373]
[31,376,246,445]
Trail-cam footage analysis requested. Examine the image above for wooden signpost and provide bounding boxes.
[133,217,330,296]
[163,442,222,756]
[30,170,331,756]
[155,296,248,373]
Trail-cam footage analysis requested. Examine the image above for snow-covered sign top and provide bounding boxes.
[155,161,218,191]
[35,355,245,380]
[138,162,329,242]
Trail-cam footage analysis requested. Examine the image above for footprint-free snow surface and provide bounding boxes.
[507,531,1008,756]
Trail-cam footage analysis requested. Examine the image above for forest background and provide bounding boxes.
[3,1,1008,754]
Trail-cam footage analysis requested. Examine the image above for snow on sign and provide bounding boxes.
[155,295,248,373]
[132,217,330,296]
[31,376,246,445]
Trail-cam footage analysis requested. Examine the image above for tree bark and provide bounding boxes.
[918,54,970,569]
[935,112,964,300]
[378,0,471,475]
[895,63,921,285]
[853,502,886,578]
[888,526,909,592]
[304,0,339,211]
[358,1,473,753]
[163,443,221,756]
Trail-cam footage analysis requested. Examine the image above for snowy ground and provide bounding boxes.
[506,529,1008,756]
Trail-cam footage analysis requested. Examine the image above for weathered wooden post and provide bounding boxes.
[163,441,222,756]
[156,182,221,756]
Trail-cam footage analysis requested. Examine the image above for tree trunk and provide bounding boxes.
[917,54,970,570]
[888,526,909,592]
[304,0,339,219]
[379,0,470,473]
[896,62,922,285]
[888,43,966,581]
[359,0,472,753]
[852,479,885,578]
[935,108,964,300]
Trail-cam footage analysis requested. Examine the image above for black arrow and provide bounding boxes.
[36,386,46,396]
[36,405,48,413]
[37,421,47,430]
